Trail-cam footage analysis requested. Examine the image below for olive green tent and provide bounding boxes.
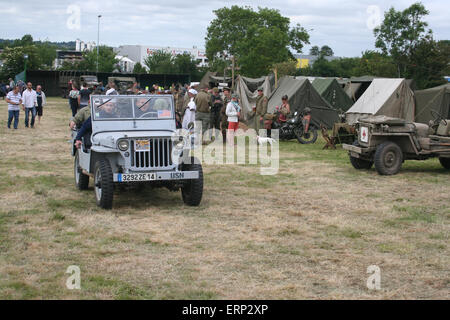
[414,83,450,124]
[268,76,339,128]
[312,78,354,111]
[346,78,415,125]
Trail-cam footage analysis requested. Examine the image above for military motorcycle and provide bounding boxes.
[270,107,318,144]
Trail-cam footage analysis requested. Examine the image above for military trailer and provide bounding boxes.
[59,71,99,97]
[343,111,450,175]
[71,95,203,209]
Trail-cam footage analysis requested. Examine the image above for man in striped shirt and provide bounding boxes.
[6,86,22,129]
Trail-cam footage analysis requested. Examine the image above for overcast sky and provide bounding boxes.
[0,0,448,57]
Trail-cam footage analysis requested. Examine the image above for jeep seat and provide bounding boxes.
[413,123,429,138]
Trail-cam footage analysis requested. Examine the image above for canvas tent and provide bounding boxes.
[312,78,354,111]
[267,76,339,128]
[235,74,274,122]
[345,78,415,125]
[414,83,450,124]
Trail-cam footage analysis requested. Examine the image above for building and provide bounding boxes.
[115,45,208,69]
[53,50,83,69]
[294,54,341,69]
[75,39,96,52]
[115,55,135,73]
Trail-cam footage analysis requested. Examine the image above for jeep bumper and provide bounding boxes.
[113,171,199,182]
[343,144,362,154]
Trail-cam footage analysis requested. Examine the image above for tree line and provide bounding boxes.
[1,2,448,89]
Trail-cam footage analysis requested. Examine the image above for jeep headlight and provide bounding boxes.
[118,139,129,151]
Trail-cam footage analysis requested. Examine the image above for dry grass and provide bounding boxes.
[0,97,448,299]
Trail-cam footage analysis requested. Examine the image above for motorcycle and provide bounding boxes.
[270,107,318,144]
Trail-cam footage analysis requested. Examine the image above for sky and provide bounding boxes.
[0,0,448,57]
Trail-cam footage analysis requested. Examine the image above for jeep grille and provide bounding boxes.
[131,138,173,169]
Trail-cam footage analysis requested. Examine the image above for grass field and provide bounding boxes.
[0,97,448,299]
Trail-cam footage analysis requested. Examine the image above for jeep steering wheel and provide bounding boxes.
[431,109,447,126]
[139,112,154,118]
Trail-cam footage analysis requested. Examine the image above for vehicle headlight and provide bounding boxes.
[118,139,129,151]
[174,136,185,149]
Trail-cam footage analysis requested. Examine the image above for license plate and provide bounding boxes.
[135,139,150,151]
[118,173,156,182]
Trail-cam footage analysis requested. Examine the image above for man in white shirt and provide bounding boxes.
[6,86,22,129]
[182,89,197,132]
[106,82,118,95]
[22,82,37,128]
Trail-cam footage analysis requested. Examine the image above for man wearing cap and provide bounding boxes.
[182,89,197,131]
[254,87,268,132]
[194,87,211,137]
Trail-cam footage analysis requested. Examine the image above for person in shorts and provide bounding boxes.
[35,85,46,124]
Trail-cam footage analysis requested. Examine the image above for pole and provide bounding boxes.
[231,56,235,91]
[24,59,27,82]
[97,15,101,73]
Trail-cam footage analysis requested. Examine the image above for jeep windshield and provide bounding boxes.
[91,95,174,120]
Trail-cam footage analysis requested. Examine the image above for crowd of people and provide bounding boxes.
[4,80,46,130]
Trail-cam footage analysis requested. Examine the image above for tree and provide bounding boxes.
[309,46,320,56]
[272,60,297,78]
[144,50,176,74]
[205,6,309,77]
[133,62,147,74]
[173,53,198,75]
[60,46,118,72]
[374,2,431,76]
[320,45,334,57]
[0,45,41,78]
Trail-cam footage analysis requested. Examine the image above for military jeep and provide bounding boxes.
[343,110,450,175]
[71,95,202,209]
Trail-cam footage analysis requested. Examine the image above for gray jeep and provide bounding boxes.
[343,110,450,175]
[71,95,202,209]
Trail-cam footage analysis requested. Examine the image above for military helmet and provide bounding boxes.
[303,107,311,114]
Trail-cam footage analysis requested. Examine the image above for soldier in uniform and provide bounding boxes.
[194,87,211,139]
[254,87,268,133]
[220,87,231,143]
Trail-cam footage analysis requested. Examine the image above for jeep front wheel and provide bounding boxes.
[349,141,373,169]
[94,159,114,209]
[74,152,89,190]
[374,141,403,175]
[181,158,203,206]
[439,157,450,169]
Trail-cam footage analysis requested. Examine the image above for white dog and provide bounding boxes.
[256,135,277,146]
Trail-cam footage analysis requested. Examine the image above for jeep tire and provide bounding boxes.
[374,141,403,175]
[439,157,450,169]
[181,158,203,206]
[94,159,114,209]
[74,152,89,190]
[349,141,373,169]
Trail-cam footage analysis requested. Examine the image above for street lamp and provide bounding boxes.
[23,54,28,82]
[97,15,102,73]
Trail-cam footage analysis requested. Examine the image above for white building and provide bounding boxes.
[115,55,135,73]
[115,45,208,69]
[75,39,96,52]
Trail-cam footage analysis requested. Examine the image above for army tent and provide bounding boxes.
[236,75,274,122]
[414,83,450,124]
[346,78,415,125]
[312,78,354,111]
[268,76,339,128]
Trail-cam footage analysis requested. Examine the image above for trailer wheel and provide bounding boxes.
[439,157,450,169]
[374,141,403,175]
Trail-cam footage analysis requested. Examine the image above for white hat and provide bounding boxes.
[188,89,198,95]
